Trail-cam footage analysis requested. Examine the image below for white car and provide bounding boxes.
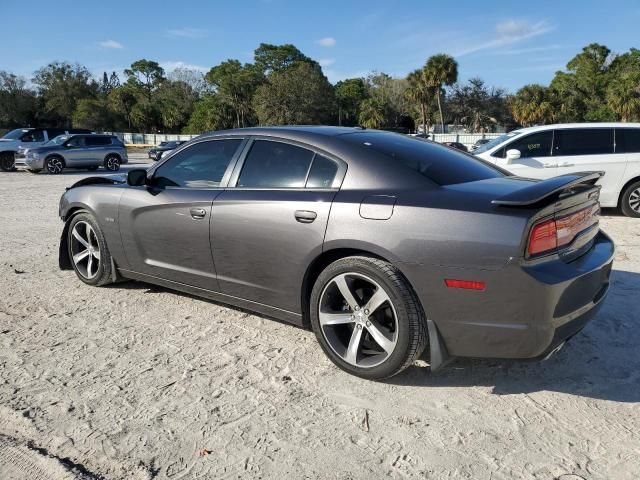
[474,123,640,217]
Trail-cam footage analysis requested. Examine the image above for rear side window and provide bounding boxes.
[553,129,614,156]
[306,154,338,188]
[503,131,553,158]
[22,129,45,142]
[237,140,314,188]
[154,139,242,188]
[85,136,112,146]
[342,132,505,186]
[46,129,65,139]
[616,129,640,153]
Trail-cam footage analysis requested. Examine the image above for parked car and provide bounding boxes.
[0,128,92,171]
[442,141,468,152]
[470,138,491,152]
[58,127,613,380]
[19,134,128,174]
[148,141,186,161]
[474,123,640,217]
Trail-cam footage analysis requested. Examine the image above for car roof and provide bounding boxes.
[512,122,640,135]
[203,126,366,139]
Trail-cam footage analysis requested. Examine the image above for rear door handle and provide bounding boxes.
[294,210,317,223]
[190,207,207,219]
[542,163,556,168]
[559,162,575,167]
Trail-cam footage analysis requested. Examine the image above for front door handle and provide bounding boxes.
[542,163,556,168]
[190,207,207,219]
[294,210,317,223]
[559,162,575,167]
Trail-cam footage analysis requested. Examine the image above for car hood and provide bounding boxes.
[0,139,19,148]
[66,174,127,190]
[27,145,64,154]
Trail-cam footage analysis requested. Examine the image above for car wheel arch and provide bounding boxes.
[59,207,91,270]
[618,175,640,206]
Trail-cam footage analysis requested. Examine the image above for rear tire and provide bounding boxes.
[620,181,640,218]
[104,155,121,171]
[67,213,113,286]
[310,256,428,380]
[45,156,64,174]
[0,152,15,171]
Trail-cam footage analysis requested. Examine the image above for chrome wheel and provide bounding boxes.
[70,221,100,280]
[318,272,398,368]
[105,156,120,171]
[629,187,640,213]
[46,157,63,174]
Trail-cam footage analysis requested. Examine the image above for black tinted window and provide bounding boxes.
[154,139,241,188]
[85,136,111,146]
[306,154,338,188]
[46,129,65,139]
[66,136,84,147]
[504,131,553,158]
[342,132,505,186]
[616,129,640,153]
[553,129,613,156]
[237,140,314,188]
[22,129,45,142]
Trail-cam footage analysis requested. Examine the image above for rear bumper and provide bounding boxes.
[400,230,614,360]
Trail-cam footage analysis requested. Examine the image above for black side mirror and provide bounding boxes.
[127,169,148,186]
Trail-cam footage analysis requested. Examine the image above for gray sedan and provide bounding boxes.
[19,134,128,174]
[57,127,614,379]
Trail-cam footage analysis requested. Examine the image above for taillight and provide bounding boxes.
[527,204,599,257]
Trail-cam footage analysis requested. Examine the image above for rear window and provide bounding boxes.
[553,129,614,156]
[616,128,640,153]
[85,136,112,146]
[343,132,506,186]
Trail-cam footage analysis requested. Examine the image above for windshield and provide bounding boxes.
[46,134,71,145]
[2,128,31,140]
[473,132,520,154]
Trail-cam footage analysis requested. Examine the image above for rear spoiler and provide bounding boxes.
[492,171,604,207]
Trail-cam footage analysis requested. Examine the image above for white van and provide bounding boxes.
[474,123,640,217]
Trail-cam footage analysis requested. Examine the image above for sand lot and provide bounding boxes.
[0,157,638,479]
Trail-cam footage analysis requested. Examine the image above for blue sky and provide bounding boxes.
[3,0,639,91]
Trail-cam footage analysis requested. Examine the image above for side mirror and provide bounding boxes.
[505,149,521,164]
[127,169,148,186]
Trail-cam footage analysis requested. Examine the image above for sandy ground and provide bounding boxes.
[0,156,638,479]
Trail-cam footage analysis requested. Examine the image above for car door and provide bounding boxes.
[211,138,344,314]
[118,137,246,290]
[493,130,556,179]
[63,136,87,166]
[551,128,625,206]
[83,136,108,166]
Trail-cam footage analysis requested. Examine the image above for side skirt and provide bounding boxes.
[117,269,304,326]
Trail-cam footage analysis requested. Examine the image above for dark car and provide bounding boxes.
[148,140,186,161]
[57,127,614,380]
[442,141,468,152]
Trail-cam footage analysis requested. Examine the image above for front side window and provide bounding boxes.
[501,131,553,158]
[616,128,640,153]
[66,136,84,148]
[553,129,614,156]
[237,140,315,188]
[22,129,45,143]
[153,139,242,188]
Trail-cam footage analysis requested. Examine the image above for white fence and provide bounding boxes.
[111,131,502,149]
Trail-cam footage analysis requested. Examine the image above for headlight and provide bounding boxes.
[27,152,39,159]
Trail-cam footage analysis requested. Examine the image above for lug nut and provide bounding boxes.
[357,324,363,329]
[366,321,371,327]
[364,309,369,315]
[355,306,360,311]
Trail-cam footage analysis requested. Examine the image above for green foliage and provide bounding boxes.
[448,78,510,132]
[509,84,556,126]
[254,43,314,74]
[0,71,38,127]
[184,94,236,133]
[424,54,458,131]
[72,98,113,131]
[335,78,368,126]
[358,98,385,128]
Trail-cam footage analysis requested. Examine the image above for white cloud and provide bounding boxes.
[317,37,336,47]
[99,40,123,49]
[166,27,209,39]
[492,44,563,56]
[160,61,208,73]
[454,19,554,57]
[319,58,336,67]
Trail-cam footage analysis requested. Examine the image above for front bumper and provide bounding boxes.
[401,230,614,360]
[15,153,44,169]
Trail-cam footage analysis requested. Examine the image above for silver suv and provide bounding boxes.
[18,134,128,174]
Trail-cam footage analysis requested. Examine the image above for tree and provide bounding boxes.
[0,71,38,128]
[424,54,458,132]
[109,85,137,130]
[32,62,98,127]
[100,71,120,96]
[405,69,435,134]
[358,98,385,128]
[335,78,368,126]
[205,60,263,127]
[254,43,313,74]
[509,84,556,126]
[168,68,208,95]
[606,48,640,121]
[156,80,198,131]
[184,94,236,133]
[253,62,334,125]
[448,78,510,132]
[72,98,112,131]
[124,59,165,102]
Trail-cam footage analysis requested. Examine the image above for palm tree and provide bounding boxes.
[405,69,434,135]
[509,84,556,126]
[358,98,385,129]
[606,72,640,122]
[424,54,458,133]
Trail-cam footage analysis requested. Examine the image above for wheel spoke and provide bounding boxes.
[365,319,395,354]
[87,254,94,278]
[319,312,354,326]
[363,288,389,316]
[345,327,363,365]
[72,227,89,248]
[73,250,90,263]
[334,274,360,310]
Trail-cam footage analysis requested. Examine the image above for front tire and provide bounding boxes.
[104,155,121,171]
[310,256,428,380]
[0,152,15,171]
[67,213,113,286]
[45,156,64,174]
[621,181,640,218]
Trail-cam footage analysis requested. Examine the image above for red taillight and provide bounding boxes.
[445,279,486,291]
[527,205,599,257]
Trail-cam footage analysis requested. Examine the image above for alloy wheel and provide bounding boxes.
[629,187,640,213]
[70,221,101,279]
[46,157,63,174]
[318,272,398,368]
[105,156,120,171]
